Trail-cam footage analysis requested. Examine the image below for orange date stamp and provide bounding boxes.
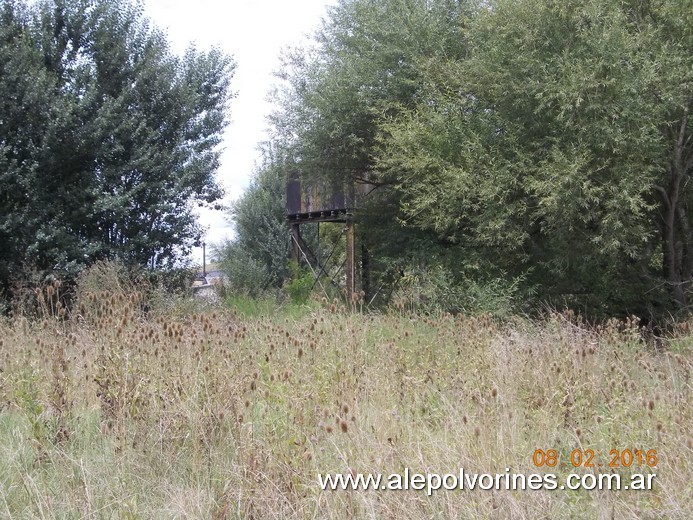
[532,449,658,469]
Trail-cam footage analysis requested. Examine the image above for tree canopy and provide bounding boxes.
[0,0,234,296]
[216,146,291,297]
[226,0,691,317]
[378,0,692,315]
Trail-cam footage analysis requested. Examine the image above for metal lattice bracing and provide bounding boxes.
[286,173,358,301]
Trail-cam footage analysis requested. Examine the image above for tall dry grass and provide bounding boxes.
[0,283,690,518]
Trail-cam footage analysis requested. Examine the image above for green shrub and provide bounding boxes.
[220,245,276,298]
[284,261,314,305]
[390,264,526,317]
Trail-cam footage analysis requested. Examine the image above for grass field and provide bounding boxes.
[0,285,691,518]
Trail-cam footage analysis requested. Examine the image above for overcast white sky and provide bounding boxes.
[142,0,335,248]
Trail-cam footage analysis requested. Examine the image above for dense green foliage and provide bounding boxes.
[225,0,692,317]
[0,0,234,298]
[216,154,291,296]
[379,0,692,316]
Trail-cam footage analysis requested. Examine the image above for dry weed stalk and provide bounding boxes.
[0,294,689,518]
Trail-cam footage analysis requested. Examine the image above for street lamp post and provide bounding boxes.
[202,242,206,279]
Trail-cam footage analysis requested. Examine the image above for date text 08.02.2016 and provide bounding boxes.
[532,449,658,469]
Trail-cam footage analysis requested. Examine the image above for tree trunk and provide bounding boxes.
[662,196,685,307]
[677,204,693,282]
[659,109,691,308]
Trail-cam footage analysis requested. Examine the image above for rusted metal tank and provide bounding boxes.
[286,173,356,221]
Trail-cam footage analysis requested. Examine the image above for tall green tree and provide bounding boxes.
[0,0,234,295]
[241,0,690,316]
[0,0,54,288]
[270,0,480,303]
[271,0,472,184]
[217,148,292,296]
[378,0,692,314]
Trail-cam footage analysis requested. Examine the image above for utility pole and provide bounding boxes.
[202,242,206,279]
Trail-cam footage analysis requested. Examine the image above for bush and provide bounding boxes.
[284,261,314,305]
[75,259,137,299]
[5,265,79,318]
[390,264,526,317]
[220,245,276,298]
[75,260,207,319]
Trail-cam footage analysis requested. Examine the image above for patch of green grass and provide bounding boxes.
[224,292,318,319]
